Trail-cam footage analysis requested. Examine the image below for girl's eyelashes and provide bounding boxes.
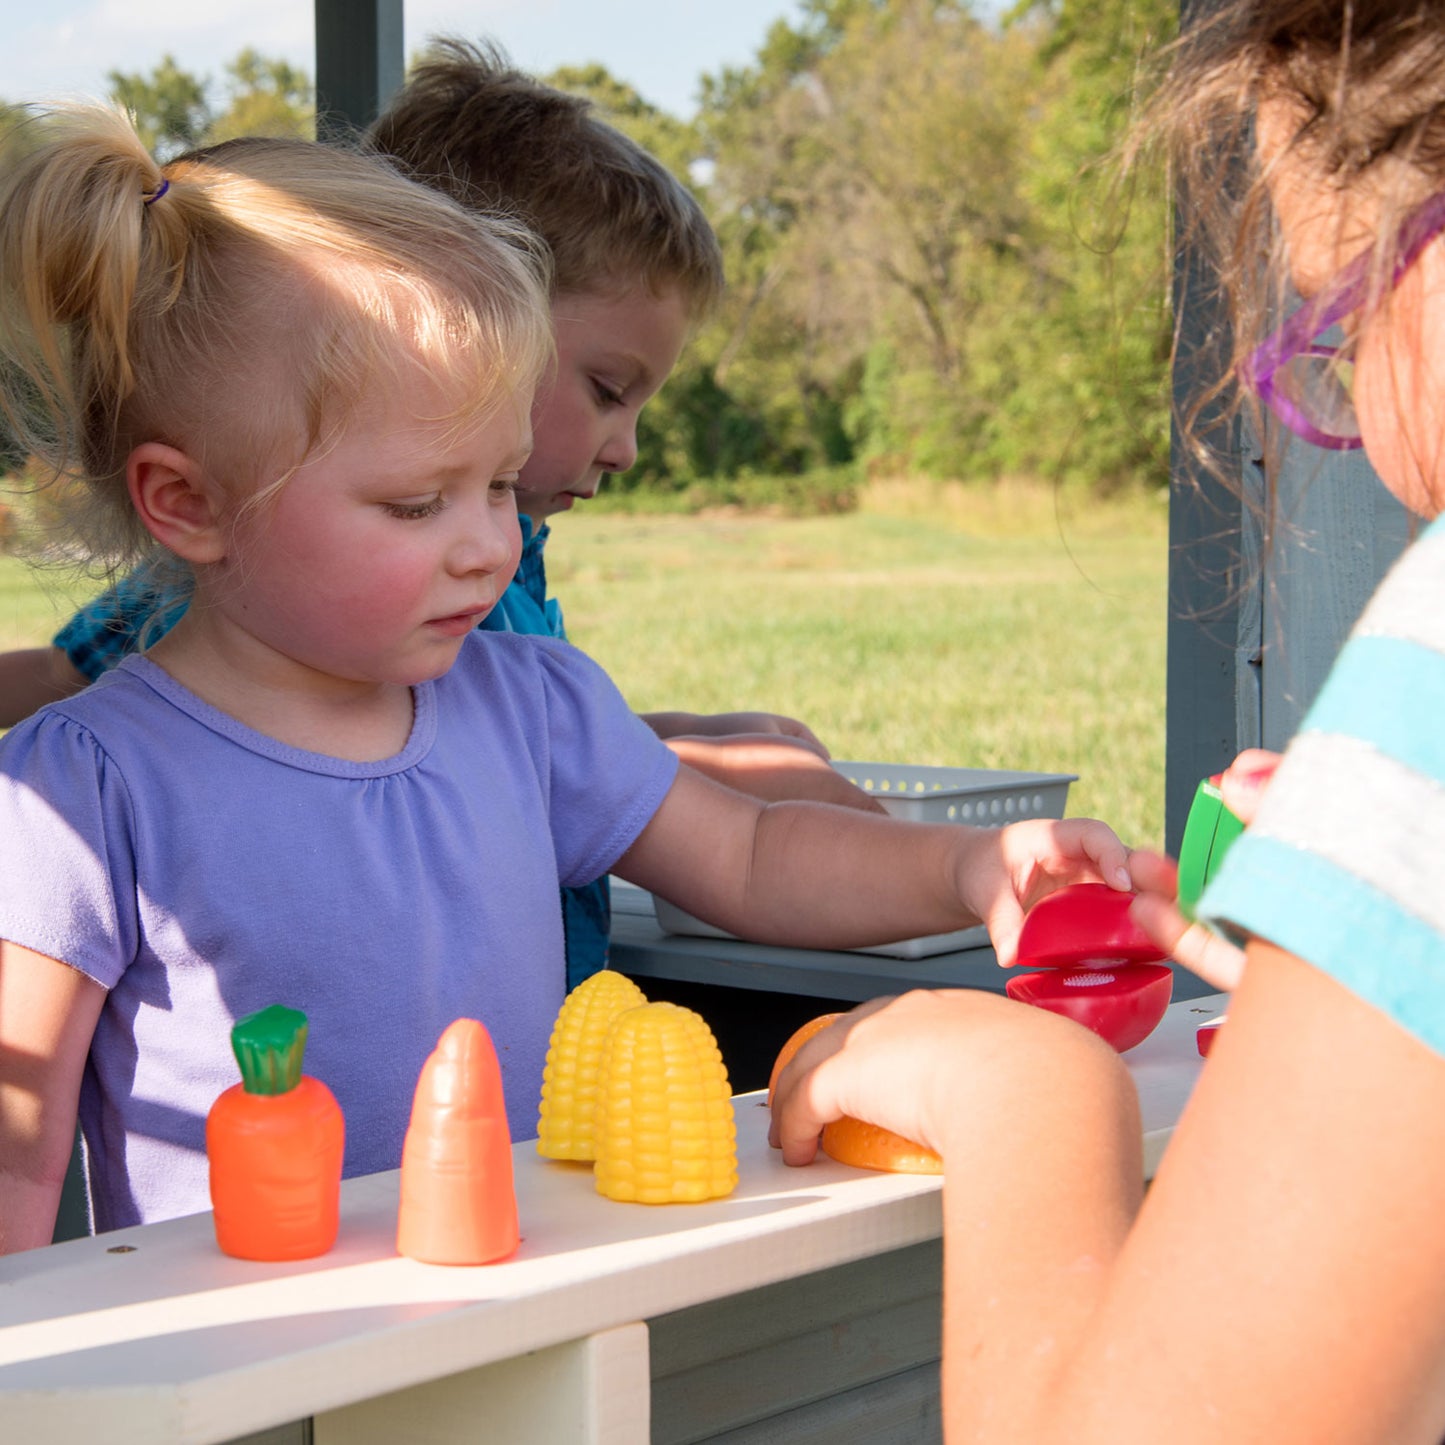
[382,496,447,520]
[592,377,625,407]
[491,475,521,497]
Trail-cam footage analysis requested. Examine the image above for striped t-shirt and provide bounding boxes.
[1202,512,1445,1057]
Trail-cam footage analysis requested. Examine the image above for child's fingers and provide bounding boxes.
[1127,847,1178,897]
[1219,748,1281,825]
[767,998,899,1162]
[1129,890,1246,992]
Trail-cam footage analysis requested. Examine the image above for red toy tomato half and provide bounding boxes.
[1196,1017,1226,1057]
[1016,883,1168,971]
[1005,962,1174,1053]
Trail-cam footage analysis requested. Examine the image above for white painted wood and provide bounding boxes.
[0,995,1217,1444]
[313,1321,648,1445]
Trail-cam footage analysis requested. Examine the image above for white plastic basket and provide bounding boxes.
[649,762,1076,959]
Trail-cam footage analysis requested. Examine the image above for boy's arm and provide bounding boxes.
[0,941,105,1253]
[642,710,830,754]
[663,734,886,813]
[642,710,885,812]
[614,763,1131,965]
[0,647,90,728]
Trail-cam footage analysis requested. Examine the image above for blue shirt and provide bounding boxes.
[1203,513,1445,1058]
[54,518,614,991]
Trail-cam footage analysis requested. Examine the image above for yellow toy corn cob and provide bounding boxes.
[537,969,648,1160]
[593,1001,737,1204]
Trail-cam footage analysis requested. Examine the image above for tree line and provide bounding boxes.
[0,0,1175,502]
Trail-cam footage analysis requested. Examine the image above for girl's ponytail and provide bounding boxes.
[0,107,201,564]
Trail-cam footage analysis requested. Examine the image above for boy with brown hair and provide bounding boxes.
[0,38,875,986]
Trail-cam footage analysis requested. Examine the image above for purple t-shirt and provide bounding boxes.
[0,631,678,1231]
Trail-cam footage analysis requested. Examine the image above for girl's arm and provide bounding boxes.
[773,946,1445,1445]
[0,941,105,1254]
[614,763,1132,966]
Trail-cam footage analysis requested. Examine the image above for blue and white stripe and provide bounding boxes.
[1202,516,1445,1058]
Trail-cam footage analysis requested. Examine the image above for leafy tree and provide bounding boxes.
[209,49,314,142]
[686,0,1176,493]
[106,51,314,158]
[107,54,211,159]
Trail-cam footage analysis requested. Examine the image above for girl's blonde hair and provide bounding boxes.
[1139,1,1445,447]
[0,104,553,568]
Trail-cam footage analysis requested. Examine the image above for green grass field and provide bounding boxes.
[0,484,1170,847]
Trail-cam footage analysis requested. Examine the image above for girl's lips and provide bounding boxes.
[427,607,491,636]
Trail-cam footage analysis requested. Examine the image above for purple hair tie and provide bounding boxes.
[143,178,170,206]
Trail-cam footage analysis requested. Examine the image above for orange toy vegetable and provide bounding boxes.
[207,1004,345,1261]
[397,1018,519,1265]
[769,1014,943,1175]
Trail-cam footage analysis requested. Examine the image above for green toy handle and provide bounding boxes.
[1177,775,1246,918]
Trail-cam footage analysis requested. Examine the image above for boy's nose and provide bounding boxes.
[598,421,638,475]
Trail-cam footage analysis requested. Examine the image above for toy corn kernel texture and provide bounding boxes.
[537,969,649,1160]
[592,1001,737,1204]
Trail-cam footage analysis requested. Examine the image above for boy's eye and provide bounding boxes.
[592,378,625,407]
[382,496,446,520]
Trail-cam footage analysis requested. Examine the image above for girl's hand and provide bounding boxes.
[768,988,1128,1168]
[769,993,975,1167]
[956,817,1135,968]
[1129,749,1281,992]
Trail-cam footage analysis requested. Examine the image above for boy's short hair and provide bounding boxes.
[366,38,724,320]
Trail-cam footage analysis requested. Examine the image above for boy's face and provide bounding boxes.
[516,284,690,522]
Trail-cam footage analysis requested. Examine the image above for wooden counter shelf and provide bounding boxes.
[0,993,1224,1445]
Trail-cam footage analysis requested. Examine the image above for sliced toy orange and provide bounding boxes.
[769,1013,942,1176]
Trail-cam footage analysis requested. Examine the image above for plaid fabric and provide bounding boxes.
[54,566,188,682]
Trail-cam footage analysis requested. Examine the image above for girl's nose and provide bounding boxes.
[448,506,515,576]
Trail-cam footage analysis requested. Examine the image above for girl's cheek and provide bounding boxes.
[1356,299,1445,517]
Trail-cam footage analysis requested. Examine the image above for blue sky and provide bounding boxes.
[0,0,808,119]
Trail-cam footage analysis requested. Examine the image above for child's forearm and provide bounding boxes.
[0,1168,65,1254]
[738,800,979,945]
[620,768,1129,964]
[0,942,106,1254]
[933,1015,1143,1442]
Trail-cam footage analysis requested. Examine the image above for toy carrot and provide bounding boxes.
[206,1004,345,1261]
[397,1018,519,1265]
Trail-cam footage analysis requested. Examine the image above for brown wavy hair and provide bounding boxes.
[1137,1,1445,452]
[366,37,723,318]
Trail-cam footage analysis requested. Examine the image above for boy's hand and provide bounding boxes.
[954,818,1134,968]
[1129,748,1280,993]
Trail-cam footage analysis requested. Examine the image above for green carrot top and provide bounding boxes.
[230,1004,309,1095]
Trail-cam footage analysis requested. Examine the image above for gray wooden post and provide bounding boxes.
[314,0,405,142]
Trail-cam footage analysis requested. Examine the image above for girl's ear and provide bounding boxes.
[127,443,226,564]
